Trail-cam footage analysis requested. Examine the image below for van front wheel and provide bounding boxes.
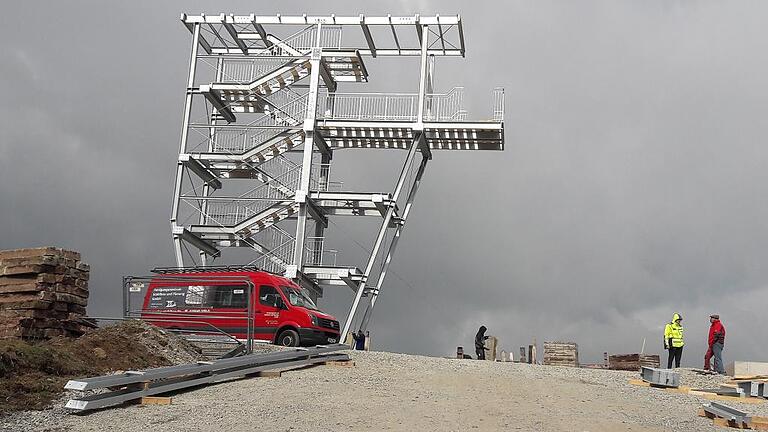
[276,329,299,347]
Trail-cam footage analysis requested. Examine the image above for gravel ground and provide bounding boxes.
[2,350,766,432]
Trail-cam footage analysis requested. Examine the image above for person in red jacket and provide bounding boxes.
[704,314,726,374]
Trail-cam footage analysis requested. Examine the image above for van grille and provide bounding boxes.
[317,317,339,331]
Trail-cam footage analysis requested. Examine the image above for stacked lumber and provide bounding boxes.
[608,354,660,371]
[543,341,579,367]
[0,247,93,339]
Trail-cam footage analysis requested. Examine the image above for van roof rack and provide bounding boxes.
[151,265,263,274]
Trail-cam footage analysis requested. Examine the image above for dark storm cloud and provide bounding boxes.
[2,1,768,364]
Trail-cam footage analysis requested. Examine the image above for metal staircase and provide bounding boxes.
[172,13,505,337]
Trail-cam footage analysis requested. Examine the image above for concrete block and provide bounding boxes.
[727,361,768,378]
[484,336,497,361]
[641,366,680,388]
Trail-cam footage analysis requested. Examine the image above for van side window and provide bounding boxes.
[207,285,247,308]
[259,285,281,308]
[185,285,205,305]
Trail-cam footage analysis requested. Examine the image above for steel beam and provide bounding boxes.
[702,402,752,424]
[178,154,222,189]
[360,18,377,57]
[171,22,202,267]
[340,132,423,339]
[640,366,680,388]
[199,86,238,123]
[181,14,460,26]
[361,152,428,331]
[293,48,323,271]
[66,350,348,412]
[223,16,248,54]
[172,226,220,257]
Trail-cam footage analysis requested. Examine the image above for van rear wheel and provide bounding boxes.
[276,329,299,347]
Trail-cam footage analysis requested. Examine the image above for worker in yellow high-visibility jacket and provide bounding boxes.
[664,313,684,368]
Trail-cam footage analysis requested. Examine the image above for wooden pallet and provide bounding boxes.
[628,378,689,392]
[690,391,766,405]
[324,360,355,367]
[140,397,172,406]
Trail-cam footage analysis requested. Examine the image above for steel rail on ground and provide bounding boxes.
[65,344,348,412]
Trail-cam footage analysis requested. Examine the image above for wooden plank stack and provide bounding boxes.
[0,247,93,339]
[608,354,660,371]
[543,341,579,367]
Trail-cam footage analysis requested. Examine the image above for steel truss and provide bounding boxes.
[170,13,505,338]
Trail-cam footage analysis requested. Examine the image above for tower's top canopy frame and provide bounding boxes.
[181,13,465,57]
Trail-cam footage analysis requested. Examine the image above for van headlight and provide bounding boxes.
[309,314,318,326]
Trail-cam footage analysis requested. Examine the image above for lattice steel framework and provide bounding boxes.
[171,13,505,337]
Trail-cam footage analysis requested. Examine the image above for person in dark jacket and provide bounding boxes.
[352,330,366,350]
[475,326,489,360]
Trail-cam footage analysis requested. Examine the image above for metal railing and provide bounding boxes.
[318,87,506,123]
[282,25,342,52]
[249,226,296,274]
[318,87,467,122]
[493,87,505,122]
[182,156,336,229]
[320,91,419,121]
[219,58,288,84]
[208,92,308,153]
[122,274,257,354]
[304,236,339,266]
[425,87,466,121]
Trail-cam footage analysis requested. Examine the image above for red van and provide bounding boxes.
[139,267,340,347]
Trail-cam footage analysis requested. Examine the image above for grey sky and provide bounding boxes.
[2,1,768,365]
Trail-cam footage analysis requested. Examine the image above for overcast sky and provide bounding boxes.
[2,1,768,365]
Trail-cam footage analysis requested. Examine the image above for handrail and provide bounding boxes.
[319,87,467,122]
[318,87,504,123]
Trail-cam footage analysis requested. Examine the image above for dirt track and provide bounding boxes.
[4,350,767,432]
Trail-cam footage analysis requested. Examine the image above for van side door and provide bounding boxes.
[254,284,283,342]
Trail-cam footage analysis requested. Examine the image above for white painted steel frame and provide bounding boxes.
[169,12,504,340]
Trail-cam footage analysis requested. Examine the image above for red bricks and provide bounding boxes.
[0,247,93,339]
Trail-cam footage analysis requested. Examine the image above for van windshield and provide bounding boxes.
[280,286,318,311]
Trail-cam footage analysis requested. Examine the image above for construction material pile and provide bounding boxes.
[609,354,660,371]
[0,320,203,413]
[543,341,579,367]
[0,247,93,339]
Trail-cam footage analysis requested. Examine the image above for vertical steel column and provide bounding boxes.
[311,153,332,263]
[340,132,423,339]
[171,23,201,266]
[292,25,323,270]
[416,24,430,122]
[198,57,224,266]
[360,152,428,331]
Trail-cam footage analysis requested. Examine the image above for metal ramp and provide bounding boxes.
[170,13,505,335]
